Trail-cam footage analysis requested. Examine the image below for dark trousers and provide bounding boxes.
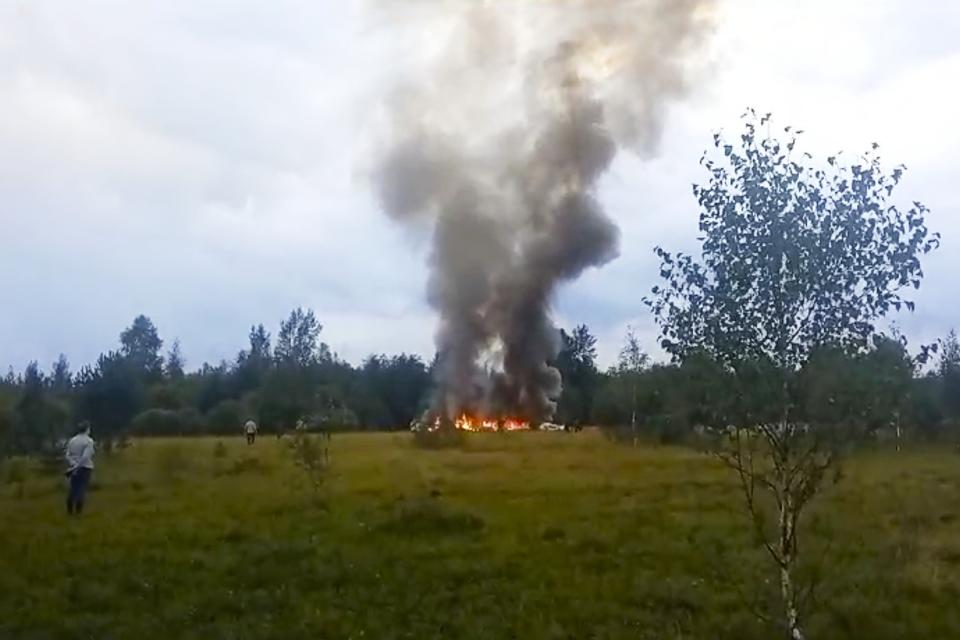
[246,433,256,445]
[67,467,92,515]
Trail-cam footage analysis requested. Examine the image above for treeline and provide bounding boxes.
[3,307,960,456]
[555,326,960,444]
[0,308,432,455]
[0,311,601,452]
[593,330,960,445]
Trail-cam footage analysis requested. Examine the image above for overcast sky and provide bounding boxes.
[1,0,957,374]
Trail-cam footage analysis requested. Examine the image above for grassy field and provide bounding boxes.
[2,431,959,639]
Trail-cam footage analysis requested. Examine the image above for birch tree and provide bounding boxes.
[646,110,939,639]
[616,326,649,443]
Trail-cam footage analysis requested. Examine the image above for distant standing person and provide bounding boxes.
[244,419,258,445]
[64,421,95,516]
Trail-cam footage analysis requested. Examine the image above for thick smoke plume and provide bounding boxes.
[371,0,714,425]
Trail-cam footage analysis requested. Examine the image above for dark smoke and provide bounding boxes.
[370,0,715,425]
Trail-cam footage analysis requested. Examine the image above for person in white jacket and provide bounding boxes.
[64,421,95,515]
[244,419,258,445]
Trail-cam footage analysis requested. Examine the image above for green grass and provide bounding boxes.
[2,431,959,639]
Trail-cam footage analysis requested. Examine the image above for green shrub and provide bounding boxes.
[0,406,14,457]
[287,430,329,493]
[220,456,268,476]
[599,424,638,445]
[148,384,183,411]
[177,408,202,432]
[131,409,186,437]
[377,497,484,536]
[2,457,32,499]
[600,421,702,447]
[205,400,243,435]
[541,525,566,541]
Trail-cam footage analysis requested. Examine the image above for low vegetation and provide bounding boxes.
[2,431,959,639]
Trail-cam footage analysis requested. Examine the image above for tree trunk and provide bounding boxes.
[895,410,901,453]
[778,490,805,640]
[779,562,804,640]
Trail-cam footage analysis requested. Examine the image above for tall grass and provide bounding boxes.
[1,432,958,639]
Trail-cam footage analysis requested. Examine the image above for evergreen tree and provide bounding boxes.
[74,351,146,444]
[120,315,164,381]
[50,354,72,393]
[235,324,272,393]
[165,339,185,380]
[939,329,960,422]
[13,362,69,454]
[555,324,600,426]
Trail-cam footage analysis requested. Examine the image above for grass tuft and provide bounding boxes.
[377,497,485,536]
[219,456,269,476]
[412,427,466,449]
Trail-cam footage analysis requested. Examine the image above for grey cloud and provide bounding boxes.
[0,0,957,379]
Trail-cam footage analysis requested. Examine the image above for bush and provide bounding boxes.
[0,406,14,457]
[378,497,485,536]
[600,420,696,446]
[148,384,183,410]
[287,430,329,493]
[205,400,243,436]
[541,525,566,541]
[7,397,72,457]
[177,408,202,432]
[650,419,694,445]
[219,456,269,476]
[131,409,186,437]
[600,424,638,445]
[2,457,32,499]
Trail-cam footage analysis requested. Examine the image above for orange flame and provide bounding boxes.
[429,414,530,432]
[456,414,529,432]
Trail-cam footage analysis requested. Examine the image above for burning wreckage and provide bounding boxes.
[410,415,533,433]
[409,416,566,433]
[372,1,714,432]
